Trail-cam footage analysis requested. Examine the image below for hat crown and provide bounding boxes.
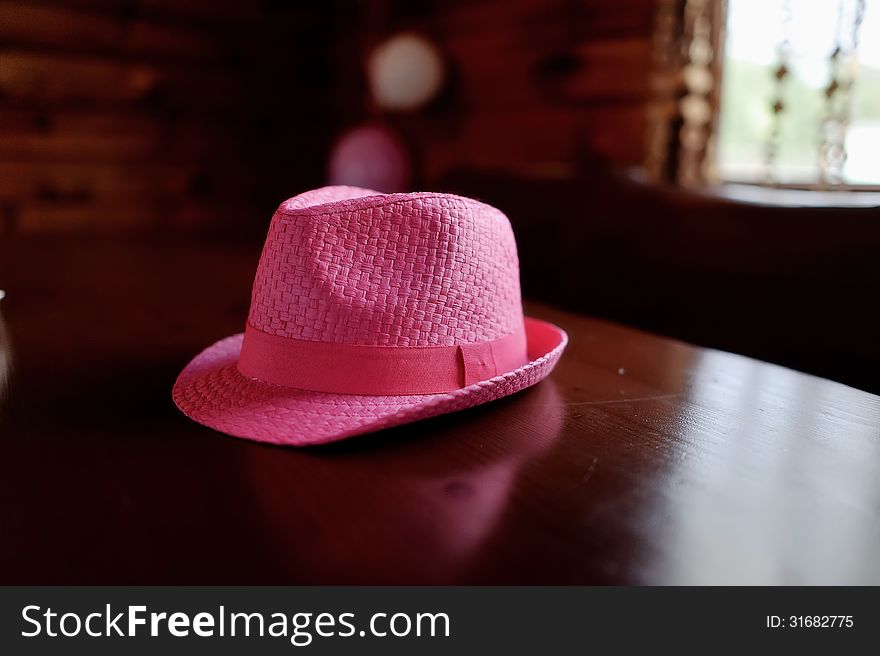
[247,187,523,347]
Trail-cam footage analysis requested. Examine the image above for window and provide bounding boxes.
[717,0,880,187]
[645,0,880,190]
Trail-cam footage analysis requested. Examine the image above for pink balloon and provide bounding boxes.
[327,124,411,193]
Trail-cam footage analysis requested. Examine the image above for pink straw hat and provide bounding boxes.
[172,186,568,446]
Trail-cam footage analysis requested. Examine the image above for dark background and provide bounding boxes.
[1,0,878,393]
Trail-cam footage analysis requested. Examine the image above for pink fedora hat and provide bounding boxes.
[172,185,568,446]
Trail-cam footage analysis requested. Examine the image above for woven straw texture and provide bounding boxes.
[248,189,521,346]
[172,322,566,445]
[173,186,568,445]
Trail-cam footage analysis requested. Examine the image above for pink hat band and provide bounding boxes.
[172,185,569,446]
[238,320,528,395]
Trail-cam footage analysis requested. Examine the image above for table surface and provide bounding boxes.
[1,239,879,585]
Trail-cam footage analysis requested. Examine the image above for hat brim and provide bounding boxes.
[172,316,568,446]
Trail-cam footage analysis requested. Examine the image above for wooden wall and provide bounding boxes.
[0,0,335,235]
[334,0,654,184]
[0,0,655,235]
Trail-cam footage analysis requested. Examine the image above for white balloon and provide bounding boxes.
[368,33,445,111]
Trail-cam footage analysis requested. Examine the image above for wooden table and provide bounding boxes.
[1,239,879,584]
